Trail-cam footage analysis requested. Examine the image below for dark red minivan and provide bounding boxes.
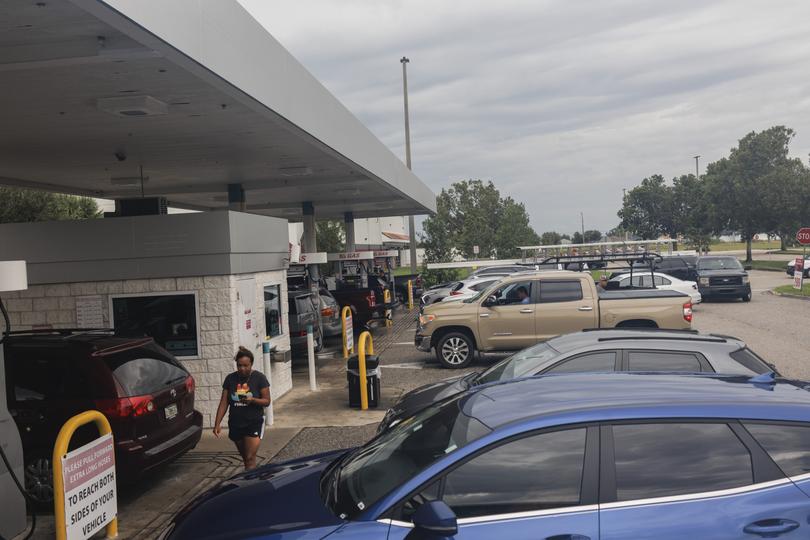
[4,330,203,503]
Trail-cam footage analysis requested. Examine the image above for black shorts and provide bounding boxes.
[228,420,263,441]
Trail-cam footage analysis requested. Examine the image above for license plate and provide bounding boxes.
[165,403,178,420]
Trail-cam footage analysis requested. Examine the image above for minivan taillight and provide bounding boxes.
[95,395,156,418]
[367,291,376,307]
[185,375,195,394]
[683,302,693,323]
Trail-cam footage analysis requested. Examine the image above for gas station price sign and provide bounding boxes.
[61,433,117,540]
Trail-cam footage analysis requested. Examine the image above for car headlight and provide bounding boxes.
[419,313,437,325]
[699,277,710,285]
[742,275,750,284]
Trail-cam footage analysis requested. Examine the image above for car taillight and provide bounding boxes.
[367,291,376,307]
[683,302,693,323]
[185,375,195,394]
[321,307,335,317]
[300,330,308,336]
[450,290,463,296]
[95,395,155,418]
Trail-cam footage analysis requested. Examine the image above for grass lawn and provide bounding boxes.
[748,260,788,272]
[774,283,810,296]
[709,240,781,251]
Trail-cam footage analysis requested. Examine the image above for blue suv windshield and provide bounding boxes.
[326,397,491,519]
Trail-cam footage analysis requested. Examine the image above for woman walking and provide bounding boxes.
[213,347,271,470]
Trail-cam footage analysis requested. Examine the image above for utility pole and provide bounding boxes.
[694,155,700,179]
[580,212,585,241]
[401,56,417,272]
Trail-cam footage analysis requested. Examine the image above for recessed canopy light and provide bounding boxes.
[110,176,148,186]
[97,95,168,117]
[278,166,312,177]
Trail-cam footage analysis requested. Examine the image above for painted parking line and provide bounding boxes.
[382,362,425,369]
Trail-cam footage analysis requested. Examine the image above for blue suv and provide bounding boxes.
[161,373,810,539]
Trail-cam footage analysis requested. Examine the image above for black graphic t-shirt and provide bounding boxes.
[222,370,270,427]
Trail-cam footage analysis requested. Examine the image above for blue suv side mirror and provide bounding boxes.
[407,501,458,539]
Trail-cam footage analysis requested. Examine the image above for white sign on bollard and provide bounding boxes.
[345,314,354,352]
[794,257,804,290]
[61,433,117,540]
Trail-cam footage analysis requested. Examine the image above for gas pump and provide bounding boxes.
[328,251,375,289]
[0,260,29,539]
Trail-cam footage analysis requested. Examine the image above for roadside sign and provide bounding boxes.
[473,245,480,255]
[797,228,810,245]
[794,257,804,290]
[61,433,117,540]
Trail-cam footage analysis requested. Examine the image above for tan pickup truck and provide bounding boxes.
[415,271,693,368]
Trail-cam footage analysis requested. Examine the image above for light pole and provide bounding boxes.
[401,56,418,272]
[580,212,585,241]
[694,155,700,179]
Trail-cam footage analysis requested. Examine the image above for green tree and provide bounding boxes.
[422,180,539,263]
[315,220,345,254]
[704,126,796,261]
[0,187,99,223]
[757,160,810,251]
[583,230,602,243]
[617,175,676,239]
[540,231,562,245]
[571,231,584,244]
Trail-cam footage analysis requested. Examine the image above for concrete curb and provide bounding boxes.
[768,290,810,301]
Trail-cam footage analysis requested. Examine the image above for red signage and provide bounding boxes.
[797,228,810,245]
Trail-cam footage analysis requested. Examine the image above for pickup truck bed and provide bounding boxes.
[415,270,693,368]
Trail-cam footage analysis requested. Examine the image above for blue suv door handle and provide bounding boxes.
[545,535,590,540]
[743,519,800,537]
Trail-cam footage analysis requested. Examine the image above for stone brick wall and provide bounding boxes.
[1,271,292,427]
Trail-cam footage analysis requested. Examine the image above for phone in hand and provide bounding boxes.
[239,394,248,402]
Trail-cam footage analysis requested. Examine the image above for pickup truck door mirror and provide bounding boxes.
[482,295,497,307]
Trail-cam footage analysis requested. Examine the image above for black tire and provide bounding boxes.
[741,291,752,302]
[436,332,475,369]
[25,456,54,505]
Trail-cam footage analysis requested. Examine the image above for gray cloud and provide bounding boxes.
[238,0,810,234]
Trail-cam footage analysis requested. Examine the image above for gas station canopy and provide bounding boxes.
[0,0,436,219]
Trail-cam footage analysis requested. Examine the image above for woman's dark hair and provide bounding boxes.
[235,346,254,365]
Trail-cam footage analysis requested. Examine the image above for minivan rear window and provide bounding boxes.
[103,346,188,396]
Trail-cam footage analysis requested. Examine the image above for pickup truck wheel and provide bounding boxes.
[741,291,752,302]
[436,332,474,368]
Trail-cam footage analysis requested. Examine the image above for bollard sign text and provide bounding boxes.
[61,433,117,540]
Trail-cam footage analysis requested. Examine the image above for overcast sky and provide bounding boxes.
[238,0,810,235]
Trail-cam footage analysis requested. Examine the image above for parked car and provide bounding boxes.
[4,330,202,503]
[318,287,341,337]
[329,281,384,328]
[608,271,702,304]
[696,256,752,302]
[392,273,424,303]
[785,257,810,278]
[161,373,810,540]
[381,328,773,431]
[420,281,462,307]
[637,255,698,281]
[440,275,509,303]
[469,264,528,277]
[287,290,323,352]
[416,270,693,368]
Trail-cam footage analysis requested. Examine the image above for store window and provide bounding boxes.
[111,293,200,357]
[264,284,283,338]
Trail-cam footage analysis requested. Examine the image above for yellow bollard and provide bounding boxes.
[357,331,374,410]
[341,305,354,360]
[54,410,118,540]
[407,279,414,310]
[384,289,393,327]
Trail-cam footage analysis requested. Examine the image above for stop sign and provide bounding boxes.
[798,228,810,245]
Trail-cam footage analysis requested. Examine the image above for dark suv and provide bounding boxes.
[4,330,203,503]
[625,255,697,281]
[696,256,752,302]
